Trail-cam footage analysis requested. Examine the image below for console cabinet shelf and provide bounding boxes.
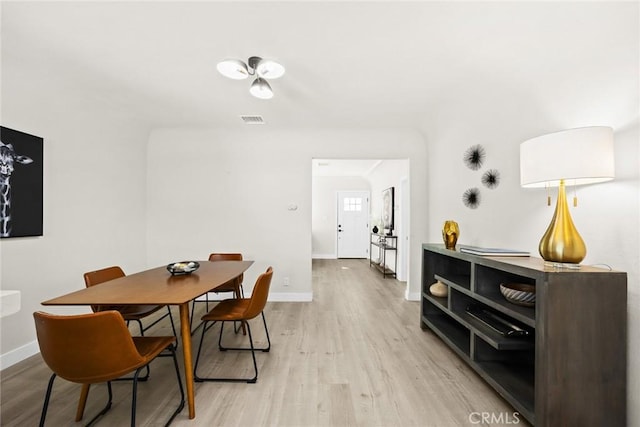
[421,244,627,426]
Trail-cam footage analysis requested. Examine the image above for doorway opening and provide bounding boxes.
[311,158,410,286]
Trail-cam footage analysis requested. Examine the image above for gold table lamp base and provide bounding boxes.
[538,180,586,264]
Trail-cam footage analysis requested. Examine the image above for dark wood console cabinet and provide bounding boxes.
[421,244,627,426]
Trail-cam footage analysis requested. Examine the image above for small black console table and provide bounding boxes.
[369,234,397,278]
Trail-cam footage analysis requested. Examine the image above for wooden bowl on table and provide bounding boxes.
[499,283,535,307]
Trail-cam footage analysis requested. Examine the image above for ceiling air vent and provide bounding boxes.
[240,115,265,125]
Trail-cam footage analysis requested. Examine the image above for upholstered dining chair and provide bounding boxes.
[79,266,179,413]
[189,253,245,331]
[34,310,184,427]
[84,266,177,340]
[194,266,273,384]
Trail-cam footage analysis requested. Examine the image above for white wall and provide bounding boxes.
[367,160,410,282]
[0,52,150,368]
[312,176,370,258]
[146,128,428,301]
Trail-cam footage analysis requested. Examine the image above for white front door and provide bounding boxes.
[337,191,369,258]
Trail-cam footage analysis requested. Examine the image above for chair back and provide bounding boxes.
[244,267,273,319]
[33,311,145,384]
[83,266,125,312]
[208,253,243,262]
[84,266,125,287]
[209,253,244,287]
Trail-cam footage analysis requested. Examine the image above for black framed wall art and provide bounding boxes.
[0,126,44,238]
[382,186,394,236]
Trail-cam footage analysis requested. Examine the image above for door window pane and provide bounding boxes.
[344,197,362,211]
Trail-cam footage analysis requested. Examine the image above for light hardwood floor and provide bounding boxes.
[1,259,527,426]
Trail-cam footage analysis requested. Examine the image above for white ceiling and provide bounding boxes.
[1,1,638,133]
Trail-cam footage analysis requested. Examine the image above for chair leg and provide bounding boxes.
[190,295,212,335]
[85,382,113,427]
[193,320,211,382]
[135,308,177,343]
[40,375,113,427]
[234,287,246,336]
[128,346,184,427]
[194,320,260,383]
[134,319,145,336]
[218,320,226,351]
[260,312,271,352]
[164,344,185,426]
[221,313,271,352]
[39,373,57,427]
[131,369,141,427]
[189,299,197,332]
[245,323,259,383]
[167,307,178,344]
[233,321,243,334]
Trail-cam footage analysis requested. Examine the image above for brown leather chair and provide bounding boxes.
[190,253,245,330]
[78,265,179,417]
[34,310,184,426]
[194,267,273,383]
[84,266,177,340]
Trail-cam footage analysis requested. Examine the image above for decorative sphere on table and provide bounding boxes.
[442,220,460,250]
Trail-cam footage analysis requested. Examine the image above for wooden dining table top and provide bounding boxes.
[42,260,254,306]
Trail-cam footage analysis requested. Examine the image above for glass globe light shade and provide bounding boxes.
[216,59,249,80]
[249,78,274,99]
[256,60,286,79]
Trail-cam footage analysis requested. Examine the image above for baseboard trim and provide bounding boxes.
[1,340,39,371]
[312,254,336,259]
[268,292,313,302]
[405,291,420,301]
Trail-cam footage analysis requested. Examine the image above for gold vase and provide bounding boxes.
[442,220,459,250]
[538,180,586,264]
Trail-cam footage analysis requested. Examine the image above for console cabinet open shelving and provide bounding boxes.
[421,244,627,426]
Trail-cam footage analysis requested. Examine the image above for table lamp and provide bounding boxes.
[520,126,615,265]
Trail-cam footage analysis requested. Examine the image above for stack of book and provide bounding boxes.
[459,246,530,257]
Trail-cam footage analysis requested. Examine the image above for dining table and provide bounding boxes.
[41,259,254,420]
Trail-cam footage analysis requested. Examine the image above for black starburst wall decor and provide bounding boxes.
[463,144,486,170]
[462,187,481,209]
[481,169,500,189]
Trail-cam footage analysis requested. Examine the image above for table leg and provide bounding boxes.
[179,303,196,419]
[234,277,247,335]
[75,384,90,421]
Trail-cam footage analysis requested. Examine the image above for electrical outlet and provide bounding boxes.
[283,277,290,287]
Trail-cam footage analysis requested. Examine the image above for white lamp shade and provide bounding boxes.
[249,78,274,99]
[217,59,249,80]
[256,60,285,79]
[520,126,615,188]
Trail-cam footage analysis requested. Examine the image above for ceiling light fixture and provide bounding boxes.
[217,56,285,99]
